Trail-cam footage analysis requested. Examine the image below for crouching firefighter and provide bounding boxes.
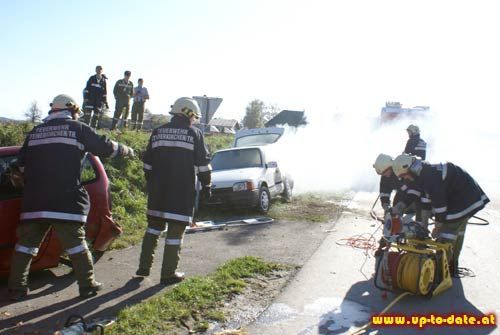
[373,153,432,229]
[8,94,135,301]
[136,97,212,284]
[392,154,490,277]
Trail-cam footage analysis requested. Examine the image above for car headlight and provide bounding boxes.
[233,181,255,191]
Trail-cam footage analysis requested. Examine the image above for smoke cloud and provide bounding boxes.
[266,108,499,201]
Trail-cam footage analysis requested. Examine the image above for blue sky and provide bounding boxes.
[1,0,499,124]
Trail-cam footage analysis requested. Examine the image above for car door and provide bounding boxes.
[261,150,283,197]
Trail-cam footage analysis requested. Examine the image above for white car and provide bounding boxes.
[208,145,293,213]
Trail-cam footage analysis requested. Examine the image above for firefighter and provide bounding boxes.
[8,94,135,301]
[373,153,406,213]
[392,154,490,276]
[136,97,211,284]
[111,70,134,130]
[131,78,149,130]
[404,124,427,159]
[373,154,431,229]
[83,65,108,129]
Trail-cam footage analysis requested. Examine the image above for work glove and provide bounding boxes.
[119,144,135,158]
[390,201,406,216]
[382,203,390,214]
[431,222,443,239]
[201,185,212,201]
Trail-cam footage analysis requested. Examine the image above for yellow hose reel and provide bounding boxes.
[375,238,453,297]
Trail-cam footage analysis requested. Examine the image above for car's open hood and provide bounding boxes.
[211,167,264,188]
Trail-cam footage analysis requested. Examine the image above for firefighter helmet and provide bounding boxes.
[373,154,393,175]
[49,94,81,113]
[392,154,415,177]
[407,124,420,135]
[170,97,201,119]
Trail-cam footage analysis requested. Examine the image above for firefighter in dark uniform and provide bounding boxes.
[373,153,432,228]
[404,124,427,159]
[111,70,134,130]
[136,97,212,284]
[373,154,406,213]
[83,65,108,129]
[8,94,135,301]
[393,154,489,277]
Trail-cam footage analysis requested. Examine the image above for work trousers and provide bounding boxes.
[111,99,130,129]
[138,217,187,279]
[83,103,103,129]
[436,217,468,268]
[131,101,145,130]
[8,219,96,291]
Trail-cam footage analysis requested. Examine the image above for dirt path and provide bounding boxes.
[0,216,341,335]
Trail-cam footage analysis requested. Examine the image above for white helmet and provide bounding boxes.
[170,97,201,119]
[406,124,420,135]
[373,153,393,175]
[392,154,415,177]
[50,94,80,113]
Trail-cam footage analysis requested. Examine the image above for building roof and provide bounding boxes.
[209,118,240,128]
[265,110,307,127]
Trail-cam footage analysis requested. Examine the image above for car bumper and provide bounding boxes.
[207,188,260,208]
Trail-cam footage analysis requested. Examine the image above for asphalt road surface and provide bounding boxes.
[0,215,341,335]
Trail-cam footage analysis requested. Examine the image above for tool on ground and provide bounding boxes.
[54,315,116,335]
[186,216,274,233]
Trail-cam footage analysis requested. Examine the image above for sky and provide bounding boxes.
[1,0,500,123]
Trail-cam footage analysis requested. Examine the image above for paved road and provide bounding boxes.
[0,217,340,335]
[248,192,500,335]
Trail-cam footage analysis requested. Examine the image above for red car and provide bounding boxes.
[0,146,122,277]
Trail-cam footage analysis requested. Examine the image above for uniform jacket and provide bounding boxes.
[143,115,211,224]
[404,134,427,159]
[414,162,489,223]
[83,74,107,106]
[379,174,430,210]
[113,79,133,102]
[18,112,120,223]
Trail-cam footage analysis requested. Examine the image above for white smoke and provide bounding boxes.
[266,108,500,201]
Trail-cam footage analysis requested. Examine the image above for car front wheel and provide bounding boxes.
[257,186,271,213]
[281,179,292,203]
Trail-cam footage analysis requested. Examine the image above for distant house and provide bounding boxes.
[265,110,307,127]
[208,118,241,134]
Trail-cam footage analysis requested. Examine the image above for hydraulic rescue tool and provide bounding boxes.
[374,213,453,297]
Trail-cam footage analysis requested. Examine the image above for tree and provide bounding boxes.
[242,99,265,129]
[262,104,280,124]
[24,101,42,123]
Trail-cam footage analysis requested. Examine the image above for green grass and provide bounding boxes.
[107,257,287,335]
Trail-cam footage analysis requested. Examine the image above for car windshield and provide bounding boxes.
[235,134,281,147]
[211,148,262,171]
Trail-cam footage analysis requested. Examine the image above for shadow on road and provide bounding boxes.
[1,277,165,335]
[317,278,497,335]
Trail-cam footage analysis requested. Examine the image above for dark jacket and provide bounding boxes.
[143,115,211,224]
[404,134,427,159]
[414,162,489,223]
[379,174,430,210]
[113,79,133,102]
[83,74,107,107]
[18,112,120,223]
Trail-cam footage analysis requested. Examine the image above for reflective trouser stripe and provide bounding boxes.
[66,241,88,255]
[147,227,163,236]
[440,232,458,241]
[166,239,182,245]
[15,244,39,256]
